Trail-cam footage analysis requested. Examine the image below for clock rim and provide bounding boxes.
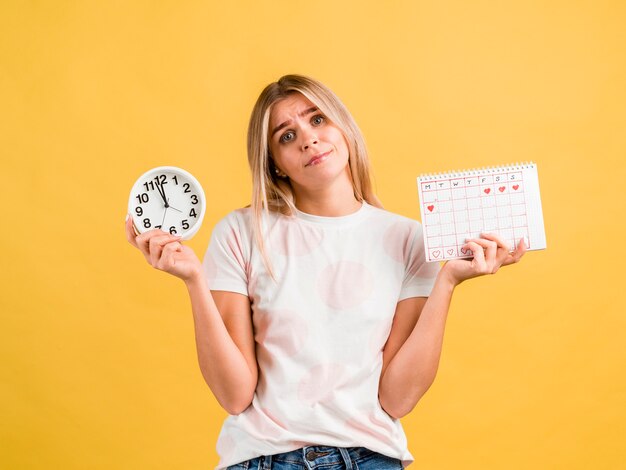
[127,165,206,241]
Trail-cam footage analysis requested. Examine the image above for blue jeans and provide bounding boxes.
[226,445,403,469]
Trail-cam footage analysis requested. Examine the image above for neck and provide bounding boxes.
[291,174,362,217]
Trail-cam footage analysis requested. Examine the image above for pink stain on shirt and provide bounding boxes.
[270,217,324,256]
[317,261,373,310]
[202,252,217,283]
[262,406,287,429]
[345,410,397,447]
[369,322,392,355]
[244,408,285,440]
[254,309,308,357]
[383,221,416,263]
[345,417,394,446]
[297,363,348,405]
[226,227,247,270]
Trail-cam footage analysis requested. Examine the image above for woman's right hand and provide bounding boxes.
[125,214,203,283]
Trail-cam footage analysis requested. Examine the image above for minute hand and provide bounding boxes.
[156,181,169,207]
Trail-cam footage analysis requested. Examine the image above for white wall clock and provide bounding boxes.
[128,166,206,240]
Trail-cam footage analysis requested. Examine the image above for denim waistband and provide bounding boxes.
[250,445,377,469]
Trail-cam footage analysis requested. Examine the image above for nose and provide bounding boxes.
[301,129,318,150]
[303,139,318,150]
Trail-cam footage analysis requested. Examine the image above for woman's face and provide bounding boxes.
[268,93,351,192]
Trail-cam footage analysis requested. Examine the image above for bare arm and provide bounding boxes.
[185,278,257,415]
[125,216,257,415]
[379,233,527,419]
[378,276,453,419]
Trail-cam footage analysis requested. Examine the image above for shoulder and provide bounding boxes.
[366,204,424,235]
[217,206,252,223]
[211,206,285,238]
[213,205,261,227]
[210,207,251,239]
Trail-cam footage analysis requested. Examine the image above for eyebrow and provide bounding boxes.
[271,106,319,138]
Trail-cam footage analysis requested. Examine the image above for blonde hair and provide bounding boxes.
[247,74,382,279]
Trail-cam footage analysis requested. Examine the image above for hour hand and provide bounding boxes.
[156,182,168,207]
[167,198,182,213]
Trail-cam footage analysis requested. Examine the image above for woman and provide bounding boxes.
[125,74,526,469]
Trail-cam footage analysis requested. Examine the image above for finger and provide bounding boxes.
[503,237,527,266]
[466,237,498,266]
[463,240,488,273]
[135,228,170,249]
[135,228,165,258]
[479,232,511,251]
[480,232,514,268]
[135,229,176,262]
[149,234,183,266]
[157,241,183,270]
[125,214,139,248]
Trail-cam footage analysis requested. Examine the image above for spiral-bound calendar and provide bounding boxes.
[417,162,546,262]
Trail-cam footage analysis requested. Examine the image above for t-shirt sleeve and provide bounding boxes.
[201,212,249,296]
[399,222,440,300]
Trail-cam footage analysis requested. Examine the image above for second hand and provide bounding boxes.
[160,207,169,229]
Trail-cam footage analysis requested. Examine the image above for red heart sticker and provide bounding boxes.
[513,184,519,190]
[432,250,441,258]
[427,205,434,212]
[483,188,491,194]
[499,186,506,192]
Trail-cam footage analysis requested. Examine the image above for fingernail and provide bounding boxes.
[125,214,129,222]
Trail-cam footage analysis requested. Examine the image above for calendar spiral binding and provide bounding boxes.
[417,161,535,181]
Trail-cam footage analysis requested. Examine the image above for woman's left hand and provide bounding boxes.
[440,232,527,287]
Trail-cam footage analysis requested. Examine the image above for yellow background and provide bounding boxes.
[2,1,624,468]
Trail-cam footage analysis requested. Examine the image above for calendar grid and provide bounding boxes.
[450,178,460,259]
[418,163,545,262]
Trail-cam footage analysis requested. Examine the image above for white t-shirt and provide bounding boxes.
[202,202,440,469]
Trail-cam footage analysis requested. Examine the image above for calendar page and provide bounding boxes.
[417,162,546,262]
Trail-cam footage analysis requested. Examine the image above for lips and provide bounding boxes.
[305,150,332,167]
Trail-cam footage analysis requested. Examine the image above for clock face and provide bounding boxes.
[128,166,206,240]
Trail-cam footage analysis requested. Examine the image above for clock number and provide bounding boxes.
[169,226,177,235]
[136,193,149,204]
[182,219,189,230]
[155,225,162,229]
[143,218,152,229]
[172,175,179,185]
[183,183,191,193]
[189,208,197,218]
[191,194,198,204]
[155,174,167,185]
[135,206,143,216]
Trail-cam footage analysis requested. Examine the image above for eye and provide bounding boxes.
[279,130,295,143]
[311,114,325,126]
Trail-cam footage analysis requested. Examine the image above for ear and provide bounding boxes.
[268,154,287,178]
